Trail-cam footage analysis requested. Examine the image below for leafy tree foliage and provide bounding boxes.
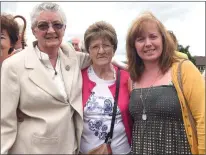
[178,44,196,65]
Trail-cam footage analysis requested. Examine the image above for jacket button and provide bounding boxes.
[189,135,192,137]
[65,65,70,71]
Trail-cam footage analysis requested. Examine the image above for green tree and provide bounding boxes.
[178,44,196,65]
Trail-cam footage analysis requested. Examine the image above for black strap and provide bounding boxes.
[105,68,121,144]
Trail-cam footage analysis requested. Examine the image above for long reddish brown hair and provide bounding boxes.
[126,12,176,82]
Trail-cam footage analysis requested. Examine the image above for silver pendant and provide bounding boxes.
[140,94,143,99]
[142,113,147,120]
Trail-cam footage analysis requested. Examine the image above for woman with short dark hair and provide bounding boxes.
[80,21,132,154]
[0,14,19,63]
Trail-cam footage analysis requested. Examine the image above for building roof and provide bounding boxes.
[194,56,206,66]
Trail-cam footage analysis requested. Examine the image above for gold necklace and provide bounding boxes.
[139,70,163,121]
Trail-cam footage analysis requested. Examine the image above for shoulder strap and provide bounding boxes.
[177,59,198,138]
[105,67,121,144]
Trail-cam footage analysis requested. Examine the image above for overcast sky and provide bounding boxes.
[1,2,205,61]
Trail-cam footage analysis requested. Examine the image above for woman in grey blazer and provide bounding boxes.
[1,2,91,154]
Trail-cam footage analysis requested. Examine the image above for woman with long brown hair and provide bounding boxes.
[126,12,205,154]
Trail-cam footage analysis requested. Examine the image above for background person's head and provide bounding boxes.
[71,38,81,51]
[84,21,118,67]
[79,40,87,53]
[167,30,188,59]
[126,12,176,81]
[0,14,19,63]
[168,30,178,50]
[30,2,66,52]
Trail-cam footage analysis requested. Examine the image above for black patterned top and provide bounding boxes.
[129,84,191,154]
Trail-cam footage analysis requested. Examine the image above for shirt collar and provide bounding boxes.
[35,45,61,68]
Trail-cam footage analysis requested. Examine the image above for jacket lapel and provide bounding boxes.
[59,50,77,101]
[25,44,65,103]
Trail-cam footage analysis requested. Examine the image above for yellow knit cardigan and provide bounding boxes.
[171,60,205,154]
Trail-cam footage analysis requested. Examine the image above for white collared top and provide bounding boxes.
[34,46,67,102]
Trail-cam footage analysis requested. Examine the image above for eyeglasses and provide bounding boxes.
[89,44,113,52]
[36,21,64,31]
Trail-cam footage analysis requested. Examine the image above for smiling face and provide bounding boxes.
[32,11,66,51]
[135,21,163,63]
[89,37,114,67]
[0,29,12,63]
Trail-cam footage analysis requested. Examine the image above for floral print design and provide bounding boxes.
[85,88,121,140]
[88,119,108,140]
[85,92,120,115]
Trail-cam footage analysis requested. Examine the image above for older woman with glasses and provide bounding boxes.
[1,2,91,154]
[80,21,132,154]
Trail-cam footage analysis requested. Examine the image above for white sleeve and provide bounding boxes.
[1,60,20,154]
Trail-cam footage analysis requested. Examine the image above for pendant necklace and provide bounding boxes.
[140,86,153,120]
[139,70,162,121]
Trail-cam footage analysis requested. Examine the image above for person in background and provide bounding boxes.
[0,14,19,64]
[71,37,81,52]
[168,30,188,59]
[79,39,87,53]
[0,14,19,104]
[80,21,132,154]
[126,12,205,154]
[1,2,91,154]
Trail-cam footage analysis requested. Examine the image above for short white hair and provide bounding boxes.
[30,2,67,28]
